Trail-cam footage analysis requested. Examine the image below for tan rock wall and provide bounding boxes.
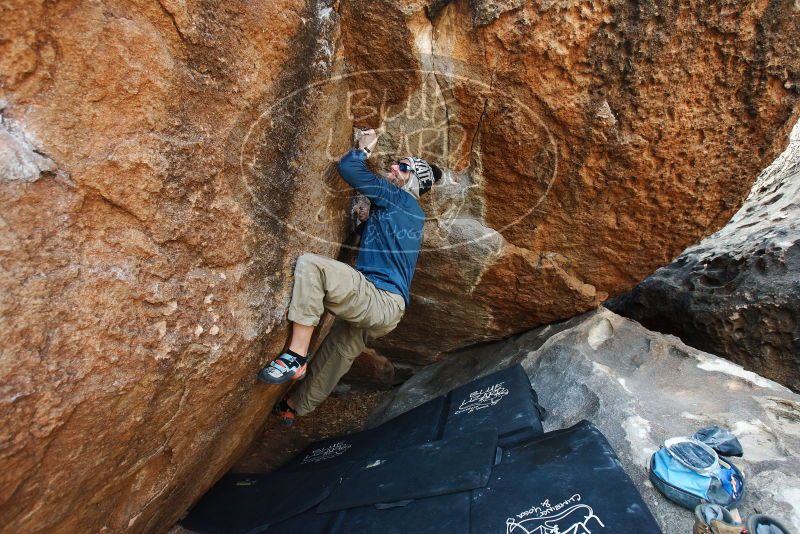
[371,0,800,358]
[609,121,800,391]
[1,1,350,532]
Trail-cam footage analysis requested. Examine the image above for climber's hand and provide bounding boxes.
[357,128,379,155]
[355,200,370,222]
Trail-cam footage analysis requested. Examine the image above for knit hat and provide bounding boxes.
[402,156,443,198]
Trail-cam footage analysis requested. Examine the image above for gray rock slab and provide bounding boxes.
[368,308,800,532]
[609,121,800,392]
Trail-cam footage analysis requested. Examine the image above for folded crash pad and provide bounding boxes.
[363,393,446,451]
[262,509,341,534]
[180,467,343,534]
[271,364,540,475]
[317,429,498,513]
[470,420,662,534]
[335,492,471,534]
[281,395,446,472]
[186,364,554,533]
[264,493,470,534]
[279,433,368,472]
[442,364,544,447]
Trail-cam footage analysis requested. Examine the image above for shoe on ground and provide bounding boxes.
[257,352,307,385]
[693,504,742,534]
[272,399,297,427]
[746,514,792,534]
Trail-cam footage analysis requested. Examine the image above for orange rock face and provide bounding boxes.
[369,0,800,358]
[343,348,398,389]
[1,1,351,532]
[1,0,798,532]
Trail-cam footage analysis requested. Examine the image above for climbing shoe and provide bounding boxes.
[693,504,742,534]
[272,399,298,427]
[745,514,791,534]
[257,352,307,385]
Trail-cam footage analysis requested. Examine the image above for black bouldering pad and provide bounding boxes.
[280,395,446,472]
[317,429,498,513]
[180,467,343,534]
[335,492,471,534]
[279,433,367,472]
[263,509,341,534]
[442,364,544,447]
[361,393,446,451]
[185,365,559,533]
[470,420,662,534]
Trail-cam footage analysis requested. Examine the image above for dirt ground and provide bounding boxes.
[232,385,393,473]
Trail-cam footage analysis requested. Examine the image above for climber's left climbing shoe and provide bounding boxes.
[257,352,307,385]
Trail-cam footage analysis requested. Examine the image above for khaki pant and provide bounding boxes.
[287,253,405,416]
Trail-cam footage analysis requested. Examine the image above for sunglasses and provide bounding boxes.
[395,161,414,173]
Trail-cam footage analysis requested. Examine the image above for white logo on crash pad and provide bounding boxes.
[454,382,510,414]
[301,441,351,464]
[506,494,605,534]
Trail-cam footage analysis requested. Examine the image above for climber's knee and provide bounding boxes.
[295,253,311,271]
[294,253,321,276]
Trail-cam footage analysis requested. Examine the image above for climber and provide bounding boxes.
[256,128,443,426]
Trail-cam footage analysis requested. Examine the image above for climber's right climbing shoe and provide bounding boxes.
[257,352,307,385]
[272,399,298,427]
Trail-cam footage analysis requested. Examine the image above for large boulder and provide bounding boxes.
[609,122,800,391]
[362,0,800,360]
[0,1,352,532]
[1,0,799,532]
[369,308,800,532]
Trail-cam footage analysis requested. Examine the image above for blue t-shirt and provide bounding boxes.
[337,149,425,305]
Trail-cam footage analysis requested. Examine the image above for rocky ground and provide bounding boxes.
[371,308,800,533]
[610,122,800,392]
[233,386,390,474]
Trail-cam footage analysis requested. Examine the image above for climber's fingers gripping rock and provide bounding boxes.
[356,128,379,156]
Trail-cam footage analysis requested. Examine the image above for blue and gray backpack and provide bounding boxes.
[649,428,745,510]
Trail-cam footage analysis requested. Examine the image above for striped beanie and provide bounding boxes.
[403,156,442,197]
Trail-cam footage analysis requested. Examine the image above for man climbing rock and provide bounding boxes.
[257,128,442,426]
